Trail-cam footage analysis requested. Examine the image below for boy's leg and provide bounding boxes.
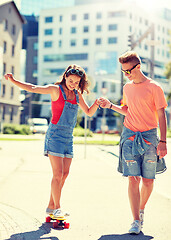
[140,178,154,210]
[128,176,141,220]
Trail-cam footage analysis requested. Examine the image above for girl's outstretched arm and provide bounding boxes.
[78,93,99,117]
[4,73,59,99]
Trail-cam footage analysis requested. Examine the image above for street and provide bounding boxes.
[0,136,171,240]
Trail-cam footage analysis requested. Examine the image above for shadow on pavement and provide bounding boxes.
[98,232,154,240]
[5,223,59,240]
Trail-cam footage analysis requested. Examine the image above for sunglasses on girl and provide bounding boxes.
[121,63,140,75]
[66,68,84,77]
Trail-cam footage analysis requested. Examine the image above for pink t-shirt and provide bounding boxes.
[123,78,167,132]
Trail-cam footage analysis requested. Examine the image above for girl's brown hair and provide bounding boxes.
[55,64,89,94]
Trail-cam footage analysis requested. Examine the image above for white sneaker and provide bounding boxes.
[129,220,141,234]
[46,207,54,215]
[140,209,144,227]
[52,208,64,218]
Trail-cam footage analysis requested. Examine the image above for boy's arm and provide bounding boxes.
[98,97,128,116]
[157,107,167,159]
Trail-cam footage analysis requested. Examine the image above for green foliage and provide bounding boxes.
[165,62,171,80]
[3,124,32,135]
[167,129,171,138]
[73,126,93,137]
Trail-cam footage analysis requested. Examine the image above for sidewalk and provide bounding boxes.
[0,137,171,240]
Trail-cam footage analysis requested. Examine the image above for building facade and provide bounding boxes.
[38,1,171,130]
[0,1,25,126]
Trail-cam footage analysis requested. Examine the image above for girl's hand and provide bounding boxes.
[4,73,14,81]
[98,97,111,108]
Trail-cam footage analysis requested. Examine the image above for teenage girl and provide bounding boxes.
[4,64,100,218]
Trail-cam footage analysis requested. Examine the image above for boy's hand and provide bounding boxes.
[98,97,111,108]
[4,73,14,81]
[157,142,167,159]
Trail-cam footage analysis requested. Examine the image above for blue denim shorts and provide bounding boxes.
[44,123,73,158]
[122,139,157,179]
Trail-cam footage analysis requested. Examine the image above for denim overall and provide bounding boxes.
[44,85,79,158]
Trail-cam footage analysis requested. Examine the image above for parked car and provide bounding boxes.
[28,118,48,134]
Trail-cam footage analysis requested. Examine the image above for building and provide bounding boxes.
[0,1,25,126]
[38,0,171,130]
[20,15,39,123]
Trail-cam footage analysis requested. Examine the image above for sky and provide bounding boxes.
[135,0,171,10]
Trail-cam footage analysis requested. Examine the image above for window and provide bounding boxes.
[83,26,89,32]
[3,41,7,54]
[44,41,52,48]
[2,106,5,121]
[44,29,53,35]
[71,14,76,21]
[108,11,125,17]
[96,38,101,45]
[3,63,6,75]
[96,25,102,32]
[12,45,15,56]
[4,19,8,31]
[71,27,76,34]
[11,87,14,99]
[45,16,53,23]
[102,81,107,88]
[84,13,89,20]
[44,53,88,62]
[59,15,63,22]
[70,39,76,46]
[12,24,16,35]
[59,28,62,35]
[32,69,38,78]
[93,82,98,92]
[33,42,38,50]
[33,56,37,64]
[2,84,6,97]
[111,83,116,93]
[83,39,89,45]
[59,40,62,47]
[144,44,148,50]
[11,66,14,74]
[108,37,117,44]
[10,107,14,122]
[108,24,117,31]
[96,12,102,19]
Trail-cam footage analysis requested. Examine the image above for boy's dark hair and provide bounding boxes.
[119,51,141,65]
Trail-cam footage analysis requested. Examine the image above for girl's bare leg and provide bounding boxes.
[48,155,72,210]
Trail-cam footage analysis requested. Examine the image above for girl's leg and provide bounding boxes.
[128,176,141,220]
[48,155,72,210]
[48,155,63,209]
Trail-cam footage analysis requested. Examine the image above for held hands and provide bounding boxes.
[4,73,14,81]
[96,97,111,108]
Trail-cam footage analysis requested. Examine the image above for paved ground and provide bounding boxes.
[0,135,171,240]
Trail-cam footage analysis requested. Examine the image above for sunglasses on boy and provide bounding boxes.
[121,63,140,75]
[66,68,84,77]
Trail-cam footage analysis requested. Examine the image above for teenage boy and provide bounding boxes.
[99,51,167,234]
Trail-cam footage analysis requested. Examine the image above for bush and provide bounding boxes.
[73,126,93,137]
[3,124,32,135]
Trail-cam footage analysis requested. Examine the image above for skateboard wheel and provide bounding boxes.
[53,222,59,228]
[46,216,51,223]
[64,222,70,229]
